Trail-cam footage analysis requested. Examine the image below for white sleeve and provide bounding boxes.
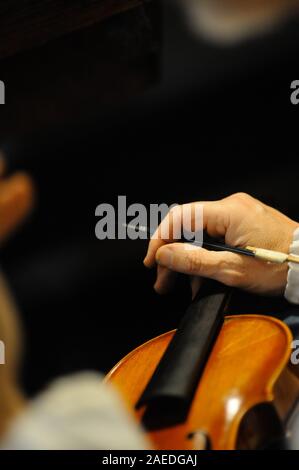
[0,372,149,450]
[285,227,299,304]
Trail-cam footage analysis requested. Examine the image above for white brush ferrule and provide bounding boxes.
[253,248,288,264]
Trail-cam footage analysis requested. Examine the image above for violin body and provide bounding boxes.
[107,314,299,450]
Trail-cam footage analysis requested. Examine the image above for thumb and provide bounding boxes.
[156,243,246,287]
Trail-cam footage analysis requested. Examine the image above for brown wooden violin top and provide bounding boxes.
[106,314,297,450]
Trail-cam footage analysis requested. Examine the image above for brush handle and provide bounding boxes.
[202,241,254,257]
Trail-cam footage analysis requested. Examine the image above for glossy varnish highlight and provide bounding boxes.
[107,315,295,449]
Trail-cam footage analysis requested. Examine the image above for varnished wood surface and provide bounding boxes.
[106,315,293,450]
[0,0,142,59]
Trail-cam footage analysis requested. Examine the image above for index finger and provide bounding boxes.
[144,202,195,268]
[143,200,229,268]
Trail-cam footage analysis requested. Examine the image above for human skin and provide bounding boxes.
[190,0,298,15]
[180,0,299,43]
[144,193,299,296]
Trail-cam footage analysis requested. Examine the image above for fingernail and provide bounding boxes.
[143,255,150,267]
[153,281,159,292]
[156,247,174,269]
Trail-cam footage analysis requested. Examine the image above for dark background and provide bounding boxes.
[0,0,299,396]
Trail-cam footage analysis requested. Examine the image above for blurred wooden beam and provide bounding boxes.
[0,0,143,59]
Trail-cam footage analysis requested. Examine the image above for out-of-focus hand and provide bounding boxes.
[180,0,299,44]
[144,193,299,296]
[0,156,34,437]
[0,155,34,243]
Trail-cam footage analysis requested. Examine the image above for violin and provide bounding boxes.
[106,281,299,450]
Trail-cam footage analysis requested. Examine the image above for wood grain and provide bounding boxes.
[107,315,297,450]
[0,0,143,59]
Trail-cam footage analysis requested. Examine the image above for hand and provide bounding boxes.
[0,155,34,434]
[0,155,34,243]
[144,193,299,296]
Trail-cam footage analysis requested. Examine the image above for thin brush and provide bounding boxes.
[122,223,299,265]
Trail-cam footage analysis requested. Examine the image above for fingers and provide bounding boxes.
[153,267,202,297]
[144,200,230,268]
[154,265,177,294]
[0,172,35,242]
[144,204,188,268]
[155,243,247,287]
[143,192,296,297]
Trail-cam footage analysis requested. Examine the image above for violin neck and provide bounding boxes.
[137,281,231,412]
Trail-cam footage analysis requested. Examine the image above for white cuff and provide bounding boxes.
[285,227,299,304]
